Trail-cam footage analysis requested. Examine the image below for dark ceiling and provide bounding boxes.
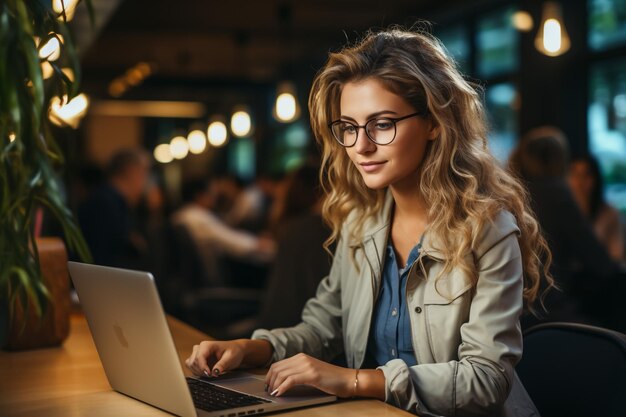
[78,0,474,102]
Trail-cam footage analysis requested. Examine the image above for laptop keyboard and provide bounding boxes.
[187,377,271,412]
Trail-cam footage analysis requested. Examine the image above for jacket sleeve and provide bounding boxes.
[250,235,346,364]
[378,226,524,417]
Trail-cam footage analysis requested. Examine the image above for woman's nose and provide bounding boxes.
[353,127,376,154]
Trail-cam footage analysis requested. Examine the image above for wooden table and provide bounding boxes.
[0,314,412,417]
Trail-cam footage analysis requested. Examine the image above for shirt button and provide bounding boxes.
[391,308,398,316]
[391,348,396,356]
[414,306,422,314]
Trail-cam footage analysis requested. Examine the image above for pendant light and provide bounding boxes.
[535,2,571,57]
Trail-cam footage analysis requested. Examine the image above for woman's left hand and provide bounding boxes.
[265,353,354,397]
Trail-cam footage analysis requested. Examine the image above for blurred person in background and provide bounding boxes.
[568,154,624,262]
[227,174,281,233]
[255,161,332,330]
[172,178,276,270]
[78,149,150,268]
[212,175,244,220]
[137,177,171,283]
[509,127,622,329]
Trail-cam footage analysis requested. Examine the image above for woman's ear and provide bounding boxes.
[428,123,440,141]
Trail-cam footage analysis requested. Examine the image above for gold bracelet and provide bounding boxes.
[353,369,359,397]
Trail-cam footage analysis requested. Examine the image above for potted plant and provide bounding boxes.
[0,0,93,348]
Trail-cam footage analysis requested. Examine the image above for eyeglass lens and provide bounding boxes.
[331,118,396,146]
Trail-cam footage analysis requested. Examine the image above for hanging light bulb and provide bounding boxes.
[53,0,79,21]
[207,120,228,147]
[187,130,207,154]
[170,136,189,159]
[273,81,300,123]
[535,2,570,57]
[49,93,89,128]
[154,144,173,164]
[231,109,252,137]
[38,33,64,61]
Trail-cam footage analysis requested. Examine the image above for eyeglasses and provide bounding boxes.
[328,111,427,147]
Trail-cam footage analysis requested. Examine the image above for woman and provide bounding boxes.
[568,154,624,262]
[186,29,552,416]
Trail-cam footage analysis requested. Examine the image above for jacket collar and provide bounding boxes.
[353,190,447,272]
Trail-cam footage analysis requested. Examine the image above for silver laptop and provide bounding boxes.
[68,262,337,417]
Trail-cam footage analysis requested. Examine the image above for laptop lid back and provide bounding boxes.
[68,261,197,417]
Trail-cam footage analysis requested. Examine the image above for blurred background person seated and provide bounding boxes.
[78,149,150,268]
[225,161,333,338]
[171,178,276,283]
[568,154,625,263]
[226,174,281,233]
[259,161,332,329]
[509,127,624,331]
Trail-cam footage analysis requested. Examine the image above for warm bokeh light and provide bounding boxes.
[512,11,533,32]
[187,130,207,154]
[41,61,54,79]
[207,121,228,147]
[231,110,252,137]
[275,93,297,122]
[49,93,89,128]
[108,79,127,98]
[126,68,144,86]
[53,0,79,21]
[170,136,189,159]
[136,62,152,77]
[9,132,16,143]
[61,68,75,82]
[38,34,63,61]
[154,144,173,164]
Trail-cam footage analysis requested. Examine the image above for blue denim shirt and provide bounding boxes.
[368,241,421,367]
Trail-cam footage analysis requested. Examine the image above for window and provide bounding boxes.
[437,24,471,74]
[485,83,519,163]
[267,120,311,174]
[588,57,626,212]
[476,6,519,78]
[589,0,626,51]
[228,137,255,181]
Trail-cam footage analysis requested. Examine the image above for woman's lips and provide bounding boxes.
[359,161,386,173]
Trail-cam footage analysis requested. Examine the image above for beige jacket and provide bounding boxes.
[252,193,539,416]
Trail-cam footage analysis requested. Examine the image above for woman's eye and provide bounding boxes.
[342,124,357,134]
[374,120,393,130]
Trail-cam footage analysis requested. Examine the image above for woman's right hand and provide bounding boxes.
[186,340,246,377]
[185,339,273,377]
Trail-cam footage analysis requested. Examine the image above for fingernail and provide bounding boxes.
[203,370,210,377]
[270,388,279,396]
[213,368,220,376]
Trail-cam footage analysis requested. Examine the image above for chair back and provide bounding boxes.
[517,322,626,417]
[170,223,226,288]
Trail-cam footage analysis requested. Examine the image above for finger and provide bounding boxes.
[272,373,307,397]
[196,342,220,376]
[211,348,236,375]
[188,345,203,376]
[267,354,308,391]
[268,359,310,393]
[185,346,195,369]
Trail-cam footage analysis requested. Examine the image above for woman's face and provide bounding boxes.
[339,78,436,191]
[568,160,595,199]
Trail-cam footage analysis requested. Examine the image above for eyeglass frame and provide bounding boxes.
[328,111,428,147]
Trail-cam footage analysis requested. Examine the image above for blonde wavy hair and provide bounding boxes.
[308,28,553,307]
